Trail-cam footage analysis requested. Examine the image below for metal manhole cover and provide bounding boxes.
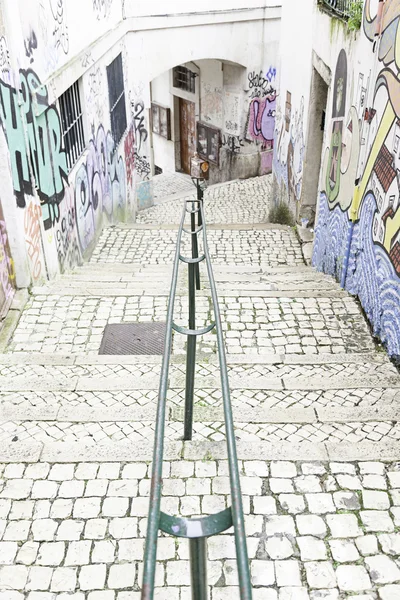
[99,323,166,355]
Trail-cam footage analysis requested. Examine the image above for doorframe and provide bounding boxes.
[170,62,200,172]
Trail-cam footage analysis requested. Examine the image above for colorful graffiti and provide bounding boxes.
[313,1,400,358]
[247,95,276,147]
[74,125,126,253]
[274,95,305,202]
[124,123,135,186]
[55,186,81,273]
[0,69,68,227]
[322,50,361,211]
[24,197,43,281]
[0,202,15,310]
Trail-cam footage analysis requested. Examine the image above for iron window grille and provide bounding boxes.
[107,53,127,145]
[59,81,86,170]
[319,0,356,19]
[173,65,196,94]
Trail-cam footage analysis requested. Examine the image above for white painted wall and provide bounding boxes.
[151,70,175,174]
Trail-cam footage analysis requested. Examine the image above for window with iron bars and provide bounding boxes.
[173,65,196,94]
[107,53,127,145]
[319,0,356,19]
[59,81,86,170]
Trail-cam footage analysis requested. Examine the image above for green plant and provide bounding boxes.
[348,0,363,31]
[268,202,294,226]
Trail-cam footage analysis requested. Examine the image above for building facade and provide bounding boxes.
[274,0,400,360]
[0,0,280,320]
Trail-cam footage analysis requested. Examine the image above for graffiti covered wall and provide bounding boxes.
[312,1,400,359]
[0,23,138,281]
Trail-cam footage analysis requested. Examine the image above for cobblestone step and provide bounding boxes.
[0,373,398,392]
[2,438,400,463]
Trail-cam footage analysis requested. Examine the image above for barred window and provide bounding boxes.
[173,65,196,94]
[107,53,127,144]
[59,81,85,170]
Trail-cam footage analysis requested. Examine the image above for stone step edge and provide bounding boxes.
[0,405,398,424]
[29,288,348,299]
[2,439,400,463]
[115,223,293,231]
[0,352,387,366]
[0,374,398,392]
[82,264,312,274]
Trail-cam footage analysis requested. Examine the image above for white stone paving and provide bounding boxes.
[0,175,399,598]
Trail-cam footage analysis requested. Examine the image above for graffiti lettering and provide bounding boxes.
[131,101,148,153]
[247,70,276,99]
[0,69,68,228]
[134,152,151,180]
[50,0,69,55]
[0,205,15,305]
[24,30,38,63]
[55,186,81,272]
[222,134,244,154]
[81,51,94,69]
[24,199,43,280]
[0,37,11,84]
[247,95,276,146]
[124,123,135,186]
[93,0,114,19]
[75,125,126,253]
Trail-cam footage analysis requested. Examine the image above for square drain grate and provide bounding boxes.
[99,322,167,355]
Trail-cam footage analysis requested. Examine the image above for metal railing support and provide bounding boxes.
[141,197,252,600]
[190,538,208,600]
[184,225,197,441]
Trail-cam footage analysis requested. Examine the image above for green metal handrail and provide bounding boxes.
[141,197,252,600]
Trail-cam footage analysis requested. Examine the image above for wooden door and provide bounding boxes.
[179,98,196,174]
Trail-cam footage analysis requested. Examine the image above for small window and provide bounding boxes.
[107,53,127,144]
[59,81,86,170]
[173,65,196,93]
[151,103,171,140]
[197,122,220,166]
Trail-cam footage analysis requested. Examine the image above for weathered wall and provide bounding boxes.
[0,0,282,294]
[272,0,313,220]
[311,1,400,360]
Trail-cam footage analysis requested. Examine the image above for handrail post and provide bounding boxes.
[184,203,198,441]
[191,200,201,291]
[190,538,208,600]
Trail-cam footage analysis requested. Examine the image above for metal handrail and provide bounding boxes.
[141,198,252,600]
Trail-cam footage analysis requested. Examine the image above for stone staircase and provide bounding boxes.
[0,216,400,598]
[1,223,399,460]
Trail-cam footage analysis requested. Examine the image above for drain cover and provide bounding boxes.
[99,323,166,355]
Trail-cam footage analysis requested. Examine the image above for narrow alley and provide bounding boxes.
[0,176,399,598]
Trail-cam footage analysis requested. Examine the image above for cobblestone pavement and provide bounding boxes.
[137,176,272,224]
[152,172,194,201]
[1,460,400,598]
[1,176,400,598]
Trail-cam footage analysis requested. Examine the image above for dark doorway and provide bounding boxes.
[301,67,329,225]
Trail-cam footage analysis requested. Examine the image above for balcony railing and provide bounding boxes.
[319,0,355,19]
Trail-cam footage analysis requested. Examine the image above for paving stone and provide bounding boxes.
[305,562,336,589]
[361,511,394,533]
[297,537,327,561]
[336,565,371,591]
[365,555,400,584]
[329,539,360,563]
